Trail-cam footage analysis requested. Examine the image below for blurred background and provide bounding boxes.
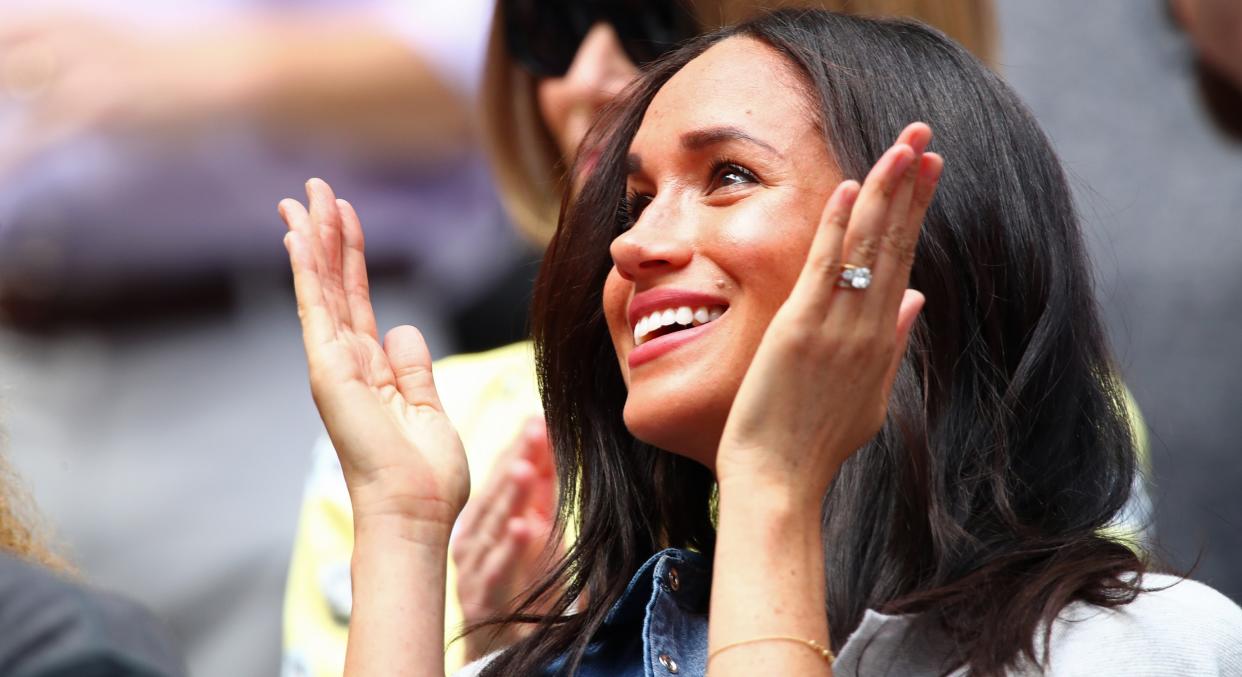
[0,0,1237,675]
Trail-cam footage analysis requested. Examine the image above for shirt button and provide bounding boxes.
[667,566,680,591]
[658,653,679,673]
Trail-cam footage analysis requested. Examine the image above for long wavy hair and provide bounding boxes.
[482,9,1144,676]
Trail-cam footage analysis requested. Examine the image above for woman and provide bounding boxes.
[280,8,1217,676]
[281,2,1009,672]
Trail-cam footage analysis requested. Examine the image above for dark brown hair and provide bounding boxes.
[483,9,1145,675]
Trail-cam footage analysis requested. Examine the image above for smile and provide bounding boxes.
[633,305,726,345]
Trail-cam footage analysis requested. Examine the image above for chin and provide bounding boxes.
[622,394,726,470]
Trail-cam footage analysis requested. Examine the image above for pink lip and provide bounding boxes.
[626,288,730,370]
[628,318,723,369]
[627,288,729,329]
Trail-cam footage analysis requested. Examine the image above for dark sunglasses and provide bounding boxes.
[504,0,701,78]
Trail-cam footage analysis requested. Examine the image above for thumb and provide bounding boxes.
[383,325,444,411]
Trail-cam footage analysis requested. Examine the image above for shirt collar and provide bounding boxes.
[603,548,712,627]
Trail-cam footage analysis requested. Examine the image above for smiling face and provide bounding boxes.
[602,37,842,467]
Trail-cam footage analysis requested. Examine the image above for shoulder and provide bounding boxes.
[0,553,184,676]
[451,652,499,677]
[1045,574,1242,675]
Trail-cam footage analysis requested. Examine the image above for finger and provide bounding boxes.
[475,517,535,607]
[515,418,558,520]
[880,290,925,402]
[477,461,535,545]
[838,142,916,282]
[457,519,530,623]
[383,325,445,411]
[337,199,379,340]
[868,127,936,323]
[458,464,533,572]
[518,417,552,473]
[458,419,548,538]
[786,179,859,312]
[279,201,337,351]
[906,152,944,234]
[895,122,932,154]
[305,178,352,328]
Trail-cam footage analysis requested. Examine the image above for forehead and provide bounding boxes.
[632,37,815,151]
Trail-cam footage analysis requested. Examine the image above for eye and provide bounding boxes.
[708,159,759,193]
[618,189,652,231]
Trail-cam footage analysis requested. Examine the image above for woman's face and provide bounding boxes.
[602,37,841,466]
[536,23,640,169]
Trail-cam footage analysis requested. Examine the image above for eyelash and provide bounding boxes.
[618,189,651,232]
[617,159,760,231]
[708,157,760,190]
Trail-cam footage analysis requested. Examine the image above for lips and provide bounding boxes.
[626,288,729,369]
[633,304,725,345]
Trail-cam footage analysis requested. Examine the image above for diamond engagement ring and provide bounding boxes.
[837,264,872,290]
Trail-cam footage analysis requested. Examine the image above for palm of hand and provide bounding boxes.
[282,179,469,526]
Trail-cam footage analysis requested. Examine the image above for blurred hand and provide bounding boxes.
[451,416,562,661]
[0,11,475,178]
[0,14,255,173]
[280,178,469,536]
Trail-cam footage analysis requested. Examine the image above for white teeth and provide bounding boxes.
[634,317,647,344]
[633,304,728,345]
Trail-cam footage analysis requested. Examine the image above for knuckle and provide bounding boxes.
[810,255,842,278]
[913,187,934,210]
[771,323,820,358]
[882,230,918,266]
[848,237,880,265]
[838,336,870,364]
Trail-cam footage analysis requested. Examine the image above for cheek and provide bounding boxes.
[717,194,819,305]
[602,270,632,371]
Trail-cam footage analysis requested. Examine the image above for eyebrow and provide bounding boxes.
[681,126,783,157]
[626,125,784,176]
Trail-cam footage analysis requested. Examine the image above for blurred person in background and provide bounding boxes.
[280,2,1009,675]
[996,0,1242,605]
[0,0,501,675]
[1170,0,1242,137]
[0,447,184,675]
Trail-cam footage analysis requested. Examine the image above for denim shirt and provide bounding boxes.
[455,552,1242,676]
[456,548,711,677]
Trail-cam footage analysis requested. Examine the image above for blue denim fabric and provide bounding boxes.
[542,548,710,676]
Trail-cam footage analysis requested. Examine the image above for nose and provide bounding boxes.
[562,23,639,114]
[610,202,693,282]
